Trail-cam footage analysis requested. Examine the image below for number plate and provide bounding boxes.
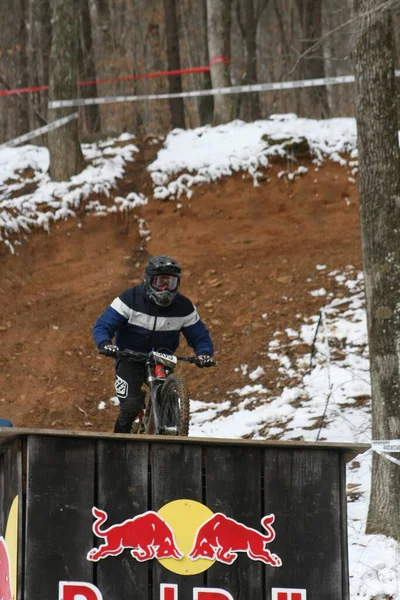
[152,351,178,368]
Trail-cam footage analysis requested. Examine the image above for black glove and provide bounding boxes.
[196,355,213,368]
[99,343,119,357]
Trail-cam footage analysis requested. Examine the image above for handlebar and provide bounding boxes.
[99,348,216,366]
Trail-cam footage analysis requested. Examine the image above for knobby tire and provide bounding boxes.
[159,374,190,436]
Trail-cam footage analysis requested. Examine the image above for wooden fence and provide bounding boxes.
[0,429,369,600]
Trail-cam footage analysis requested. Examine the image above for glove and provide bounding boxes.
[196,355,213,368]
[99,344,119,357]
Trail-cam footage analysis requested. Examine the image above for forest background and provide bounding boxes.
[0,0,392,142]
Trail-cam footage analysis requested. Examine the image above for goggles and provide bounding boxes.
[151,274,179,292]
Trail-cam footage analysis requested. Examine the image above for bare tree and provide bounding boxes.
[235,0,269,121]
[48,0,84,180]
[207,0,234,124]
[351,0,400,541]
[79,0,101,136]
[163,0,185,128]
[294,0,330,117]
[178,0,214,126]
[0,0,30,141]
[27,0,51,130]
[198,0,214,125]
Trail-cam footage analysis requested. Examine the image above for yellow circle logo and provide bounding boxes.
[157,499,215,575]
[5,496,18,599]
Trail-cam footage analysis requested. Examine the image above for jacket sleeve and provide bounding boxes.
[181,306,214,356]
[93,297,130,349]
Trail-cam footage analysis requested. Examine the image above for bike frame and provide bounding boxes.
[144,353,175,434]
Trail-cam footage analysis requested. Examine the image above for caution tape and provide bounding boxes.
[47,69,400,109]
[0,57,230,98]
[371,440,400,467]
[0,84,49,98]
[48,74,358,109]
[371,440,400,453]
[0,113,78,150]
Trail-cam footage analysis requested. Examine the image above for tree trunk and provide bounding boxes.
[207,0,234,125]
[198,0,214,125]
[351,0,400,541]
[79,0,101,135]
[0,0,30,140]
[16,0,30,134]
[163,0,185,129]
[48,0,84,181]
[295,0,329,118]
[236,0,267,121]
[27,0,51,129]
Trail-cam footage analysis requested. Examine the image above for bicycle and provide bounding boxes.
[99,348,216,436]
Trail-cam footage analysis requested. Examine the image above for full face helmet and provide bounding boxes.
[144,255,181,307]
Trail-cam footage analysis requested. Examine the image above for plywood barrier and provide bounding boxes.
[0,428,369,600]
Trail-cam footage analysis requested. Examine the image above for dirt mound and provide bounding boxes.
[0,146,361,433]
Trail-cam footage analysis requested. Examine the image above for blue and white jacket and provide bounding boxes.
[93,283,214,357]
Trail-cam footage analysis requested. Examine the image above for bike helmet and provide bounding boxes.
[144,255,181,307]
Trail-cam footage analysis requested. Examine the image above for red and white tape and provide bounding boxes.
[0,57,230,98]
[47,74,360,109]
[0,113,78,150]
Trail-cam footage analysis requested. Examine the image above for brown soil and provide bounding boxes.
[0,142,362,434]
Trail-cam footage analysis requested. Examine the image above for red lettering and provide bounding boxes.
[272,590,306,600]
[59,581,103,600]
[193,588,234,600]
[160,584,178,600]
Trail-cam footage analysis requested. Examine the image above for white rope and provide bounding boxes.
[316,306,334,441]
[321,306,332,393]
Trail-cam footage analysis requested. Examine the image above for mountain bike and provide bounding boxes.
[100,348,215,436]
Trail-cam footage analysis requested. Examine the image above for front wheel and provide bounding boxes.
[158,375,190,436]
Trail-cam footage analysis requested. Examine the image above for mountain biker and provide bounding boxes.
[93,255,214,433]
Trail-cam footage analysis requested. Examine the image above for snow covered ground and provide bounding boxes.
[148,115,358,199]
[0,115,358,251]
[0,133,146,252]
[188,264,399,600]
[1,115,398,599]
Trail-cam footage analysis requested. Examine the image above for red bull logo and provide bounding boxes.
[86,499,281,573]
[189,512,282,566]
[0,537,12,600]
[87,507,183,562]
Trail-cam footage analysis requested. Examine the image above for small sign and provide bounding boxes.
[372,440,400,453]
[271,589,307,600]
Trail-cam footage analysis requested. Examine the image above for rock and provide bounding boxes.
[208,279,221,288]
[276,275,292,284]
[211,319,222,326]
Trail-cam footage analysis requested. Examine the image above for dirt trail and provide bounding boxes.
[0,144,362,434]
